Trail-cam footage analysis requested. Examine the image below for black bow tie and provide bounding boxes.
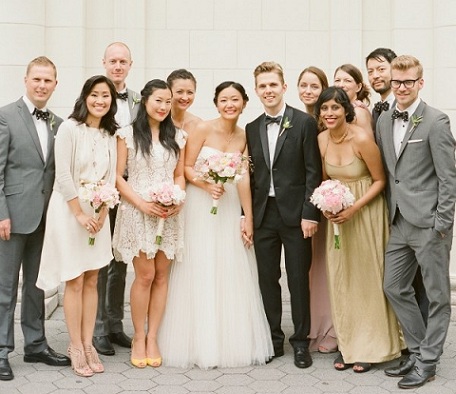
[392,109,409,122]
[33,108,50,122]
[265,115,282,126]
[374,101,390,113]
[117,92,128,101]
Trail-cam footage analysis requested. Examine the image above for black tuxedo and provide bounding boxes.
[246,105,321,351]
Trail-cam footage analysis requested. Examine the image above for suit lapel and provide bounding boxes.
[259,114,270,169]
[45,111,56,164]
[397,101,426,159]
[273,105,293,164]
[18,100,45,163]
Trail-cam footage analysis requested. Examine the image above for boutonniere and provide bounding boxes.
[410,115,423,132]
[131,93,141,110]
[279,116,293,137]
[49,113,56,132]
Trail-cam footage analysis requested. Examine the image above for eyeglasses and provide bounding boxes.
[391,78,420,89]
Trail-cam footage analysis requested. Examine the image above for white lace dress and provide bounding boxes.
[112,126,186,263]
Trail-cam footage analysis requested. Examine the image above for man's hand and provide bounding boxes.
[301,220,318,239]
[0,218,11,241]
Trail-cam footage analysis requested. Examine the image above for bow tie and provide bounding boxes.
[374,101,390,113]
[33,108,50,122]
[265,115,282,126]
[392,109,409,122]
[117,92,128,101]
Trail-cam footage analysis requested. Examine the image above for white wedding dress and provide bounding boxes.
[158,146,273,368]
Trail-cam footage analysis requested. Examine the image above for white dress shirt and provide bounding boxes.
[393,98,421,157]
[267,105,286,197]
[115,88,132,128]
[23,95,48,162]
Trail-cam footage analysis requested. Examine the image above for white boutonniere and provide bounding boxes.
[49,114,56,132]
[279,116,293,137]
[131,93,141,110]
[410,115,423,133]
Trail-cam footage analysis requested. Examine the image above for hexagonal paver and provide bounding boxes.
[247,366,286,380]
[17,382,58,394]
[216,386,256,394]
[185,368,222,380]
[216,374,254,386]
[184,379,222,392]
[149,386,189,394]
[83,383,122,394]
[248,379,288,393]
[118,378,157,391]
[153,373,191,385]
[281,373,319,387]
[313,380,354,392]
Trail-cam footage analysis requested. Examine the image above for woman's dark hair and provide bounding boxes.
[69,75,118,135]
[213,81,249,105]
[314,87,356,123]
[167,69,197,88]
[334,64,371,106]
[133,79,179,158]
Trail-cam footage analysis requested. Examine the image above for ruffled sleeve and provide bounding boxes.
[175,128,188,149]
[117,125,134,149]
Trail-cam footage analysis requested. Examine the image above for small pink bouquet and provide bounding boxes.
[193,151,248,214]
[149,183,186,245]
[78,181,120,245]
[310,179,355,249]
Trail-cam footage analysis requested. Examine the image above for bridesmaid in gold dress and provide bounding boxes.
[314,87,402,373]
[297,67,337,354]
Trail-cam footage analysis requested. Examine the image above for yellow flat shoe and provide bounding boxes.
[146,357,162,367]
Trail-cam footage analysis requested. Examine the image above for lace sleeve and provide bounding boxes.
[117,125,134,149]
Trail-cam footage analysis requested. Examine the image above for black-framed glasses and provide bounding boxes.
[391,78,420,89]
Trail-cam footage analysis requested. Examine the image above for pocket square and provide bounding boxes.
[407,139,423,144]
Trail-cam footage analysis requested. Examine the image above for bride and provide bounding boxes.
[159,81,273,368]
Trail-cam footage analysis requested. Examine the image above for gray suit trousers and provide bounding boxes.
[0,222,48,358]
[383,213,452,368]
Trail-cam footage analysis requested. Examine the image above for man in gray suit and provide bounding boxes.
[377,55,456,389]
[93,42,139,355]
[0,56,70,381]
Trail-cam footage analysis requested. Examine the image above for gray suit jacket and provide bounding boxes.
[376,100,456,234]
[0,98,63,234]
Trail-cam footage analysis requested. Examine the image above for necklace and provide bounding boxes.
[224,131,235,145]
[329,126,349,144]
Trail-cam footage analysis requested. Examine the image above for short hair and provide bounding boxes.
[365,48,397,65]
[314,87,356,123]
[103,42,132,60]
[391,55,423,78]
[213,81,249,106]
[334,64,371,106]
[167,69,197,88]
[69,75,118,135]
[297,66,329,90]
[26,56,57,78]
[253,61,285,85]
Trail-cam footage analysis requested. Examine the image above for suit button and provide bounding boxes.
[42,190,45,193]
[395,180,399,184]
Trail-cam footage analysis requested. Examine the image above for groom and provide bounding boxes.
[245,61,321,368]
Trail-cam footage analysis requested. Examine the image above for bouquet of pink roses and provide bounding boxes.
[149,183,186,245]
[78,181,120,245]
[310,179,355,249]
[193,151,248,214]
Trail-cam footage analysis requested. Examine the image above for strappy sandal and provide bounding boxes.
[84,344,104,373]
[67,345,94,377]
[334,354,352,371]
[353,362,371,373]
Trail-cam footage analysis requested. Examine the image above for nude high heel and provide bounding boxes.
[67,345,94,377]
[84,344,104,373]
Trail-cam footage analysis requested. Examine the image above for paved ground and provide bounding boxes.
[4,271,456,394]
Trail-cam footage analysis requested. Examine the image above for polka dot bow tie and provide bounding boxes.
[374,101,389,113]
[391,109,409,122]
[117,92,128,101]
[33,108,50,121]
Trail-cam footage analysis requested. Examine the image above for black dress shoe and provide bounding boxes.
[384,355,415,377]
[398,366,436,389]
[294,346,312,368]
[0,358,13,381]
[265,348,285,364]
[93,335,115,356]
[109,331,132,348]
[23,346,70,366]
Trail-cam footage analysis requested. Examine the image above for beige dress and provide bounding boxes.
[325,154,402,364]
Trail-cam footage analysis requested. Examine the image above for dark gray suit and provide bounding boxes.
[95,88,139,337]
[377,100,456,369]
[0,98,62,358]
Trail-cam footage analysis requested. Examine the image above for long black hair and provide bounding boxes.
[133,79,179,158]
[69,75,118,136]
[314,87,356,123]
[213,81,249,105]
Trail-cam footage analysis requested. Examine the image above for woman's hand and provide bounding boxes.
[165,203,184,218]
[137,200,169,218]
[204,182,225,200]
[241,216,254,247]
[325,206,356,224]
[76,212,101,234]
